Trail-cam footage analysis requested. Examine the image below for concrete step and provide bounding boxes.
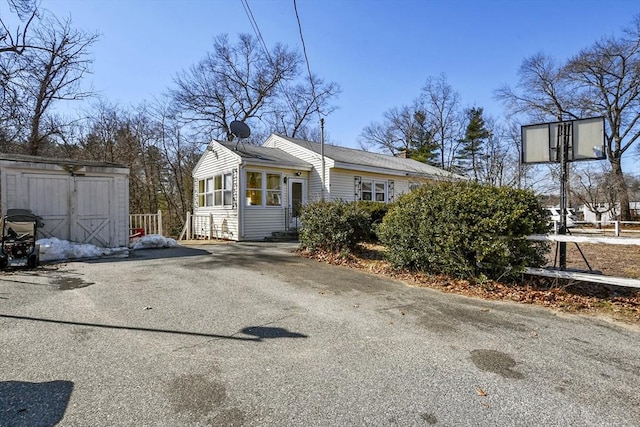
[264,230,299,242]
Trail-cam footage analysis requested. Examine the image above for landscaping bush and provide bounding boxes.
[299,200,370,254]
[355,201,390,241]
[377,181,551,280]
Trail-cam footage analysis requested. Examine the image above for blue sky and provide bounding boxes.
[38,0,640,171]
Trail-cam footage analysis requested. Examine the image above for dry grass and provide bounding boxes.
[299,242,640,325]
[548,242,640,279]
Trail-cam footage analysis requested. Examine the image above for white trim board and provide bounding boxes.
[524,267,640,289]
[527,234,640,246]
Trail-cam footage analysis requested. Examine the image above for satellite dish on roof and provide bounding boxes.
[230,120,251,139]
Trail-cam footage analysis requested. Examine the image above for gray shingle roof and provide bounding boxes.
[0,153,127,169]
[275,135,464,179]
[218,141,312,170]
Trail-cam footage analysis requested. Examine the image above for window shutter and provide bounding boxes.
[388,180,394,202]
[194,178,199,208]
[354,176,362,201]
[232,168,238,209]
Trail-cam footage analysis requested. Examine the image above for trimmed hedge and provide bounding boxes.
[355,201,390,241]
[377,181,551,280]
[299,200,370,253]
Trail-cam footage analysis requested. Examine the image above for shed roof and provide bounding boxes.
[0,153,127,170]
[273,135,465,179]
[218,141,312,170]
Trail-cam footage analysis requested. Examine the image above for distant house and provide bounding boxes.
[190,134,463,241]
[578,202,640,223]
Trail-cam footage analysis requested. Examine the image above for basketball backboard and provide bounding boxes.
[521,116,605,164]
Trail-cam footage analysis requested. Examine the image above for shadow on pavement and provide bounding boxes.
[0,314,308,342]
[85,246,213,264]
[240,326,308,339]
[0,380,73,426]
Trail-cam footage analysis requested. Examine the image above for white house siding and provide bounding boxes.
[264,135,332,202]
[240,165,303,240]
[192,210,239,240]
[192,146,242,239]
[329,168,412,202]
[243,208,287,240]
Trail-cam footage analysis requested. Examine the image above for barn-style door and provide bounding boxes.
[24,174,115,247]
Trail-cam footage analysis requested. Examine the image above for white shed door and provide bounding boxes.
[26,174,71,241]
[24,174,115,246]
[71,177,113,247]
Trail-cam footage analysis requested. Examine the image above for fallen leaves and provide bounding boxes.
[298,243,640,324]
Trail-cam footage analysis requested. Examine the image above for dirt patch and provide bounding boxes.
[299,243,640,324]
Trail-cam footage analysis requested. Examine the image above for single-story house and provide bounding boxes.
[577,202,640,223]
[0,153,130,247]
[191,134,464,241]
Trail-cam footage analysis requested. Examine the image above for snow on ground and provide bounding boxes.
[129,234,180,250]
[37,234,180,262]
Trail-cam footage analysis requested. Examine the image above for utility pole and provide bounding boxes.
[320,117,325,202]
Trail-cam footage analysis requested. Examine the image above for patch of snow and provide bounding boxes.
[35,234,180,263]
[37,237,129,262]
[129,234,180,250]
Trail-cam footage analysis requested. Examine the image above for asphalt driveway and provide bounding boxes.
[1,242,639,426]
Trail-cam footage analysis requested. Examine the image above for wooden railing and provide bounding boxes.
[130,210,163,237]
[178,212,231,241]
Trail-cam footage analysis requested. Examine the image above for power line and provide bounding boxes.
[293,0,321,121]
[240,0,299,131]
[240,0,272,66]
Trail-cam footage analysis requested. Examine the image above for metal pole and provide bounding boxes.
[558,122,571,270]
[320,118,325,202]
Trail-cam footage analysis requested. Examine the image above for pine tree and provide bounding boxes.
[457,107,490,181]
[399,110,440,165]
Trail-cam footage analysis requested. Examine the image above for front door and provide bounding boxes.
[288,178,306,229]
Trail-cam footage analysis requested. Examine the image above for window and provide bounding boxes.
[361,179,387,202]
[266,173,281,206]
[198,173,233,207]
[246,171,282,207]
[246,172,262,206]
[198,179,205,207]
[223,173,233,205]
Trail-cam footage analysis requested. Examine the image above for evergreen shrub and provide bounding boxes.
[355,201,390,241]
[299,200,370,253]
[377,181,551,280]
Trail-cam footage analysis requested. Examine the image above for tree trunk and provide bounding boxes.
[611,157,631,220]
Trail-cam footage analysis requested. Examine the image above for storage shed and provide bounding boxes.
[0,154,130,247]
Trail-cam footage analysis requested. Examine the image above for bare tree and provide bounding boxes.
[170,33,339,142]
[563,16,640,220]
[420,74,464,171]
[496,53,578,122]
[269,74,340,139]
[358,103,437,161]
[17,17,98,155]
[571,165,618,226]
[151,98,201,233]
[496,16,640,220]
[0,0,39,55]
